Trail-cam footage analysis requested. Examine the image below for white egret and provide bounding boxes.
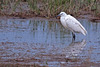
[56,12,87,40]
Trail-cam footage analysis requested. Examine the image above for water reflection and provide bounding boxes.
[0,18,100,66]
[0,18,99,44]
[62,39,86,59]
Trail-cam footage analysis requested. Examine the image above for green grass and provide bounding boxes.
[0,0,99,17]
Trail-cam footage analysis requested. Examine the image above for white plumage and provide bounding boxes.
[57,12,87,39]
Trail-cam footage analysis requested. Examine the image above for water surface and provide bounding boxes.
[0,17,100,67]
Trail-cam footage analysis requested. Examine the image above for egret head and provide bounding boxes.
[56,12,67,18]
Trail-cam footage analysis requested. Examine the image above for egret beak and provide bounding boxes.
[56,14,61,18]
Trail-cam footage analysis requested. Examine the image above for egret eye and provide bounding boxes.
[60,12,63,15]
[61,13,63,15]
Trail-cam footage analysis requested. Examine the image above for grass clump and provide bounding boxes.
[0,0,100,18]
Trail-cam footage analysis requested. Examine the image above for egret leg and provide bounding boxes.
[72,32,75,40]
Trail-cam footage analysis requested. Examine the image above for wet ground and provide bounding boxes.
[0,17,100,67]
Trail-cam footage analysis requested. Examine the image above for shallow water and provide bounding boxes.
[0,17,100,67]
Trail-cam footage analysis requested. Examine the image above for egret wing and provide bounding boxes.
[65,15,87,35]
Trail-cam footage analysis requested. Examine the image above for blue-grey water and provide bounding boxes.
[0,17,100,67]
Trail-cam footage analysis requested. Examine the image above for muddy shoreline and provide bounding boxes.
[0,10,100,23]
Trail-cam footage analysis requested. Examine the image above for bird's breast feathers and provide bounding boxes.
[60,17,67,28]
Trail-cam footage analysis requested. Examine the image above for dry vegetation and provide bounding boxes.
[0,0,100,18]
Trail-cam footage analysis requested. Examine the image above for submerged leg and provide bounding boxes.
[72,32,75,41]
